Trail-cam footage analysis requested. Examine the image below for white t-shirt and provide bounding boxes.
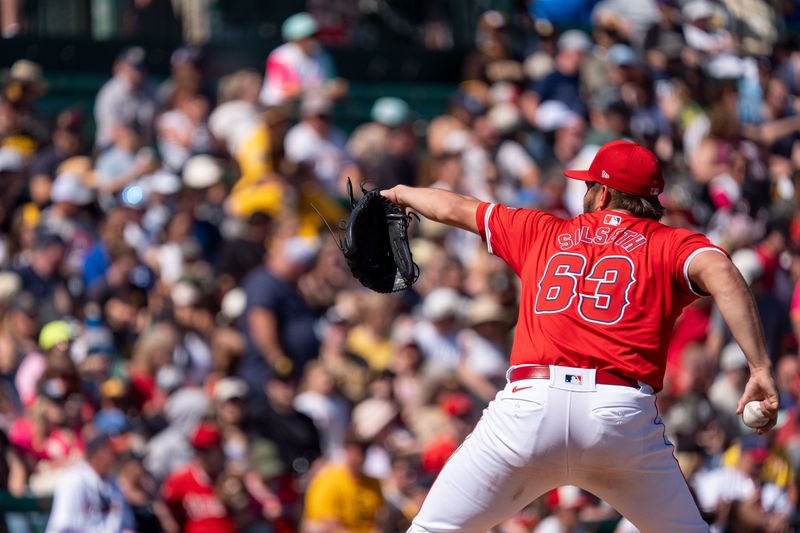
[46,461,134,533]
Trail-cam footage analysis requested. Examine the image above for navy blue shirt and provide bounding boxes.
[531,70,587,117]
[237,268,320,391]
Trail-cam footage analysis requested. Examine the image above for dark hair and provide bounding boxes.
[606,187,665,221]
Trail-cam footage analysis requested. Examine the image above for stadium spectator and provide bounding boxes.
[284,92,353,194]
[45,432,135,533]
[238,236,320,391]
[94,47,158,148]
[161,422,237,533]
[302,435,384,533]
[259,12,345,106]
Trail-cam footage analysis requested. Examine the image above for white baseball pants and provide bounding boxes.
[409,365,709,532]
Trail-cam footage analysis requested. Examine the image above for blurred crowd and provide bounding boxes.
[0,2,800,532]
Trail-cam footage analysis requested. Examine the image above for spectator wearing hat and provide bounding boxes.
[46,432,136,533]
[418,391,475,476]
[14,233,68,323]
[521,29,592,127]
[246,437,299,530]
[528,99,587,189]
[161,422,237,533]
[2,59,49,144]
[41,157,97,271]
[237,235,320,391]
[414,288,464,376]
[341,98,396,173]
[29,109,85,207]
[302,435,384,533]
[157,45,204,106]
[11,318,70,411]
[682,0,734,57]
[259,12,346,106]
[293,361,350,459]
[456,295,511,402]
[0,91,37,178]
[94,47,158,148]
[144,387,210,482]
[211,377,249,469]
[284,91,355,194]
[172,155,226,266]
[366,97,421,191]
[170,280,214,386]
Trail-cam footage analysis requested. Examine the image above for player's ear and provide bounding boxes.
[598,185,612,210]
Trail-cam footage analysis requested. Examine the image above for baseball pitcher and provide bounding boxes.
[380,140,779,532]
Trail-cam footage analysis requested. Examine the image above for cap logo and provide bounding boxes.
[650,188,660,195]
[601,170,610,179]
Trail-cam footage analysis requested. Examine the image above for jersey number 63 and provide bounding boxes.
[534,252,636,325]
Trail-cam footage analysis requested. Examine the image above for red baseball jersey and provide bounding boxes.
[162,464,237,533]
[476,203,726,391]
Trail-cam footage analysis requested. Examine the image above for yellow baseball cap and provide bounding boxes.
[39,320,74,351]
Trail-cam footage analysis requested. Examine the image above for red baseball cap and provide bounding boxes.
[564,140,664,199]
[191,422,222,450]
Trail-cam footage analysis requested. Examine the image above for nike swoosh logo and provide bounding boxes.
[511,385,532,393]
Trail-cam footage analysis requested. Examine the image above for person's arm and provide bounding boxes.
[688,251,779,433]
[247,308,292,374]
[380,185,481,234]
[45,472,81,533]
[744,115,800,148]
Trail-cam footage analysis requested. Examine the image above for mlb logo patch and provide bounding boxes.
[565,375,583,385]
[604,214,621,226]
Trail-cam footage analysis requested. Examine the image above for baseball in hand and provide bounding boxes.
[742,401,769,429]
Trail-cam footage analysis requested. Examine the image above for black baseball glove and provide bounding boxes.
[339,179,419,293]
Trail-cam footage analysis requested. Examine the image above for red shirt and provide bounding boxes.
[162,464,237,533]
[476,203,725,391]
